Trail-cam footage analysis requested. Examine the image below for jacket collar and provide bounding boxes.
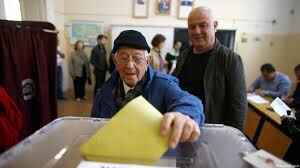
[174,39,221,76]
[103,66,155,102]
[190,38,221,55]
[98,67,154,114]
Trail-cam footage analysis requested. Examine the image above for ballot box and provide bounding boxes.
[0,117,256,168]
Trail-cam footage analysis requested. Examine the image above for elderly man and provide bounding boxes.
[173,7,247,130]
[91,30,205,149]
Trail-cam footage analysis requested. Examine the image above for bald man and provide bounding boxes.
[173,7,247,130]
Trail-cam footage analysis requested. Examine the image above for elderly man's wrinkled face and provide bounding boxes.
[114,47,149,87]
[188,8,217,52]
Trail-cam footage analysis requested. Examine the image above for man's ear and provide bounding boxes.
[112,54,117,65]
[214,21,218,32]
[145,54,150,65]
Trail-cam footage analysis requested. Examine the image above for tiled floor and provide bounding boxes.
[57,89,94,117]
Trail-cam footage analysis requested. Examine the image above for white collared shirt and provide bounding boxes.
[122,81,134,95]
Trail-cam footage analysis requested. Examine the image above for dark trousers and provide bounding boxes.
[56,66,64,98]
[94,70,106,95]
[73,76,86,99]
[167,60,173,73]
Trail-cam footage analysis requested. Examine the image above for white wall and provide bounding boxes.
[62,0,295,34]
[194,0,294,34]
[291,0,300,33]
[20,0,47,21]
[286,0,300,83]
[0,0,5,19]
[45,0,71,91]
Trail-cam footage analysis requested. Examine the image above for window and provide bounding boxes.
[4,0,22,20]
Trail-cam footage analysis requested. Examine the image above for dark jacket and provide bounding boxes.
[292,82,300,111]
[91,67,205,126]
[173,40,247,130]
[90,44,107,72]
[69,50,91,78]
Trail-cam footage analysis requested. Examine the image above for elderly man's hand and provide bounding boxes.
[160,112,201,149]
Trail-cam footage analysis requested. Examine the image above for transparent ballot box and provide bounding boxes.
[0,117,256,168]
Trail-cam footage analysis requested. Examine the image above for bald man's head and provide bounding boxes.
[188,7,215,22]
[188,6,218,54]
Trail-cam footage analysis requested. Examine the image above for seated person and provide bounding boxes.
[91,30,205,149]
[248,63,291,98]
[283,64,300,111]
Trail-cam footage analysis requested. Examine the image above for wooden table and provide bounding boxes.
[244,100,292,158]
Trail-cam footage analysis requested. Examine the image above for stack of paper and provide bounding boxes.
[270,97,291,117]
[243,150,294,168]
[247,93,269,104]
[80,96,169,165]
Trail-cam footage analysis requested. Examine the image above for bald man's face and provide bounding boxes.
[188,10,217,53]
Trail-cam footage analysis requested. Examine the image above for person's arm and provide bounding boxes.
[90,48,96,66]
[226,54,247,131]
[160,78,205,148]
[57,50,65,59]
[169,60,176,74]
[262,77,291,98]
[68,53,75,78]
[172,50,185,77]
[164,78,205,125]
[248,77,261,92]
[84,53,91,78]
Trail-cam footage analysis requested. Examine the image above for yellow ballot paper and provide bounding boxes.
[80,96,169,165]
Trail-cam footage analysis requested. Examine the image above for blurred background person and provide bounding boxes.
[283,64,300,111]
[90,34,108,95]
[69,40,91,102]
[149,34,168,73]
[56,39,65,100]
[248,63,291,98]
[166,40,182,74]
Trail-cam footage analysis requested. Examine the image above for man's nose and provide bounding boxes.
[125,60,135,68]
[193,25,202,33]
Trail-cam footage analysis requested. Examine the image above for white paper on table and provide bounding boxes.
[243,150,294,168]
[247,93,269,104]
[77,161,175,168]
[270,97,291,117]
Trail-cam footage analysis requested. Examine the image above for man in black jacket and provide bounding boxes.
[90,34,108,95]
[173,6,247,130]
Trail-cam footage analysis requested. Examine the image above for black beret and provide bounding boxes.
[112,30,150,54]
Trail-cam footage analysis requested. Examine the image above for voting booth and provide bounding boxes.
[0,117,256,168]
